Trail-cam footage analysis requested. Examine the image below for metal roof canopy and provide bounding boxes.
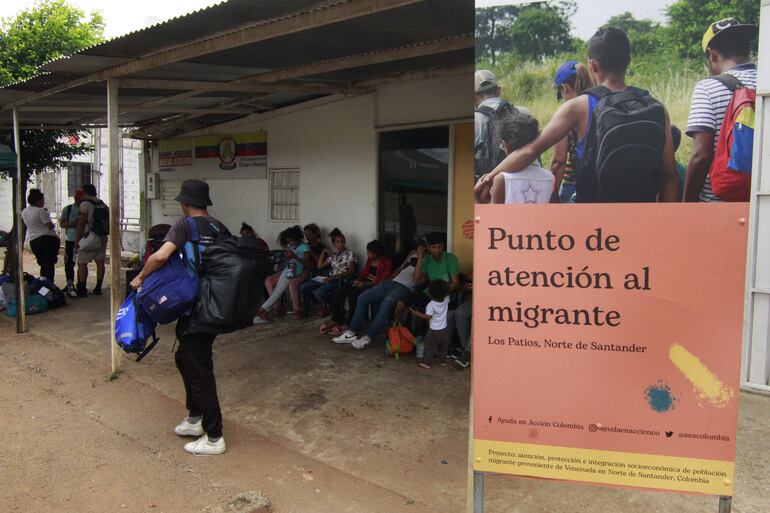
[0,0,474,140]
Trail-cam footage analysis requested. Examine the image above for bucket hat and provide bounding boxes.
[175,179,212,207]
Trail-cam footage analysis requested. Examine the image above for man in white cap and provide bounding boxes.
[474,70,530,181]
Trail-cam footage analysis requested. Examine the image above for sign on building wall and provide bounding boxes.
[158,131,267,178]
[472,203,748,496]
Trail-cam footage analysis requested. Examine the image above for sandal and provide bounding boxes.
[319,323,330,334]
[328,325,344,337]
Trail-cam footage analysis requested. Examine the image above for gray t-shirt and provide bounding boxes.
[391,254,419,290]
[79,199,97,230]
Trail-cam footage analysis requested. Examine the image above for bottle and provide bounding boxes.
[415,336,425,359]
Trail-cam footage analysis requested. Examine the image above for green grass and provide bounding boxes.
[480,53,708,168]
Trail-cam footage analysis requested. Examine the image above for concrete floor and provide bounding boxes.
[2,251,769,512]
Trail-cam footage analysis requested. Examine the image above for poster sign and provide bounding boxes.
[158,131,267,177]
[472,203,748,495]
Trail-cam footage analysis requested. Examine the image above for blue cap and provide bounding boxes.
[554,60,578,100]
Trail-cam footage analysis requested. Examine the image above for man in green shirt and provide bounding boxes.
[395,232,460,336]
[59,189,83,297]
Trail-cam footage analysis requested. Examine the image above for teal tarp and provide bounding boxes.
[0,144,17,170]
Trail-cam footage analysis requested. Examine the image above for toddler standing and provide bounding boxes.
[411,279,450,369]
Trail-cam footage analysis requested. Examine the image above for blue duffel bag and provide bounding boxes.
[137,252,199,325]
[115,293,159,362]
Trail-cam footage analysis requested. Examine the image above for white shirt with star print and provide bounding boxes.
[502,162,554,204]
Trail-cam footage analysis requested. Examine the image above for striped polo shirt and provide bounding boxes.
[686,63,757,202]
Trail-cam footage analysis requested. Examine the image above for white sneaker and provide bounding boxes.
[352,335,371,350]
[184,434,226,455]
[333,330,358,344]
[174,417,204,437]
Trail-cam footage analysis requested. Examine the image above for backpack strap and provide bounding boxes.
[712,73,743,92]
[136,332,159,362]
[625,86,651,97]
[584,85,612,98]
[475,105,496,117]
[132,294,159,362]
[184,217,202,275]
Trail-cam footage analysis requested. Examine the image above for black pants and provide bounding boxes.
[174,321,222,438]
[400,290,431,337]
[30,235,60,282]
[64,240,75,283]
[423,326,451,364]
[330,282,365,324]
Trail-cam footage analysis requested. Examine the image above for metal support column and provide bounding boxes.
[719,496,732,513]
[473,471,485,513]
[107,79,122,373]
[12,107,26,334]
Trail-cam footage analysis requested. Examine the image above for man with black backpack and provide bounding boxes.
[131,179,232,455]
[75,184,110,297]
[476,28,679,203]
[474,70,530,182]
[684,18,758,202]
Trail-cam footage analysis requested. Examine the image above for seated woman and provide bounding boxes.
[311,229,357,327]
[333,244,422,349]
[240,222,269,251]
[299,223,328,316]
[254,226,310,324]
[324,239,392,336]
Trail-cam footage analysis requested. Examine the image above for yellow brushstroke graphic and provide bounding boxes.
[669,343,733,407]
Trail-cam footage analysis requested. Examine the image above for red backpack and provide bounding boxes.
[709,74,756,202]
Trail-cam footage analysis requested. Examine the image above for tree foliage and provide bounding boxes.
[475,5,521,65]
[603,12,667,57]
[666,0,760,60]
[0,0,104,181]
[509,1,576,62]
[0,0,104,274]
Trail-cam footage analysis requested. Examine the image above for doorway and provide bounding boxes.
[378,125,449,263]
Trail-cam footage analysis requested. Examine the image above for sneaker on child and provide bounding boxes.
[184,434,226,455]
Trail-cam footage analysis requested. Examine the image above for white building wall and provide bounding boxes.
[375,74,470,127]
[0,177,12,232]
[148,73,470,257]
[742,0,770,390]
[24,130,143,253]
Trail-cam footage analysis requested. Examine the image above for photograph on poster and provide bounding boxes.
[471,0,764,510]
[474,0,758,205]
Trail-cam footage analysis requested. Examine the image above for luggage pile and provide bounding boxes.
[1,274,67,317]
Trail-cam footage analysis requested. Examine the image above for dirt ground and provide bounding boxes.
[1,252,769,512]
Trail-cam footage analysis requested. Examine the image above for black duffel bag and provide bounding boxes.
[187,236,272,335]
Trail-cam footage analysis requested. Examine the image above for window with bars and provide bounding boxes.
[269,168,299,221]
[67,163,93,197]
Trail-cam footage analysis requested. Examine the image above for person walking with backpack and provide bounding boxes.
[130,179,230,455]
[474,70,531,182]
[684,18,758,203]
[59,188,84,297]
[551,60,595,203]
[74,184,110,297]
[476,28,680,204]
[21,188,60,282]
